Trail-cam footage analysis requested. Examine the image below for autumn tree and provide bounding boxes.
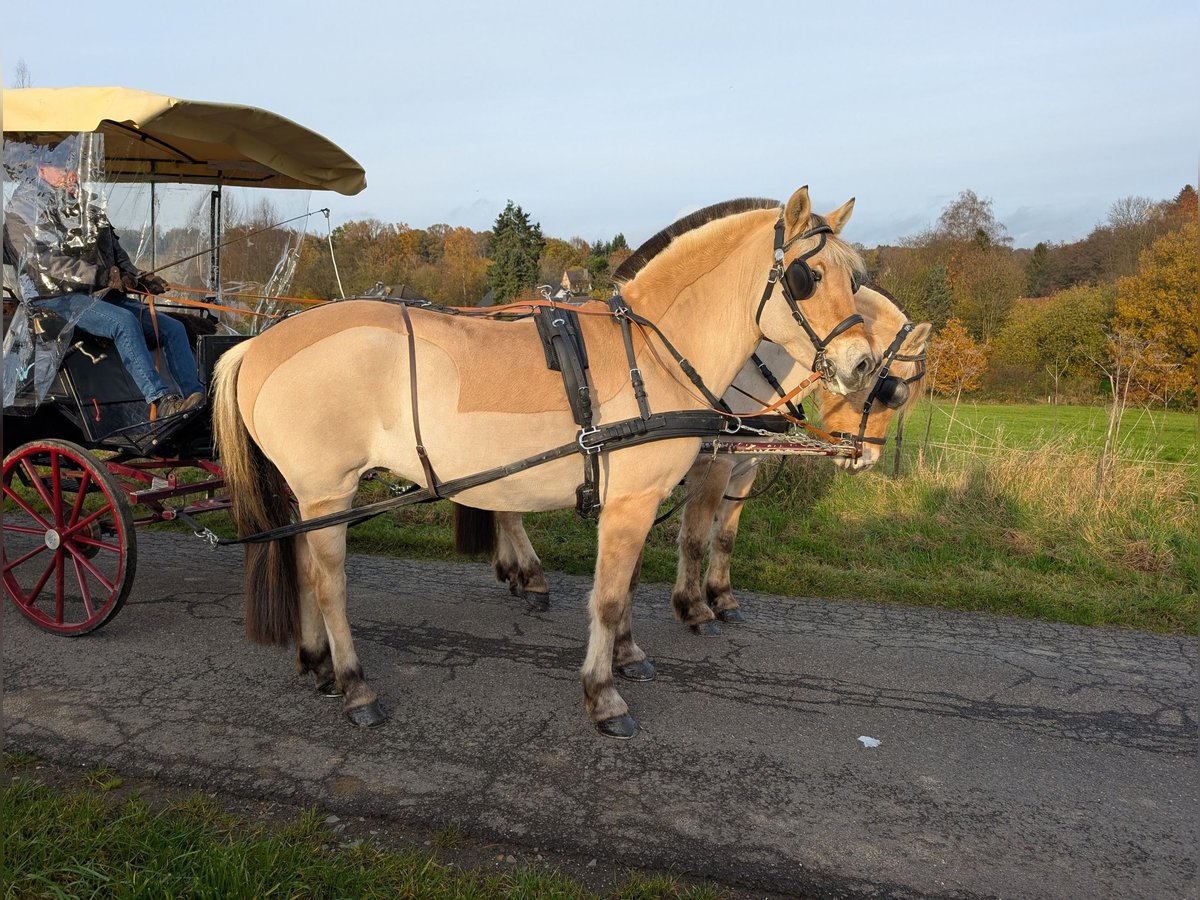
[538,237,588,287]
[487,201,544,304]
[440,227,490,305]
[1111,220,1198,406]
[928,317,990,407]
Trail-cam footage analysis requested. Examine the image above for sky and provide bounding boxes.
[3,0,1196,250]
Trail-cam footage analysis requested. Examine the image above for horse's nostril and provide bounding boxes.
[854,355,875,377]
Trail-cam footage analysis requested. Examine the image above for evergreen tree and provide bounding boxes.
[486,201,544,304]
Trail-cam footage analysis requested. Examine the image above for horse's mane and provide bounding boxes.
[614,198,781,284]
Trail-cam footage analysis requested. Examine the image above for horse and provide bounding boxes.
[480,286,930,634]
[213,187,876,739]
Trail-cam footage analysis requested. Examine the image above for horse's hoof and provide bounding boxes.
[346,702,387,728]
[316,679,341,698]
[716,608,746,624]
[690,621,722,637]
[615,659,656,681]
[595,714,639,739]
[524,590,550,611]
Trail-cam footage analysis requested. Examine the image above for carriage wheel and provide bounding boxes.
[2,439,137,635]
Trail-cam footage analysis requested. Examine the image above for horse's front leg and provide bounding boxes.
[494,511,550,609]
[613,549,655,681]
[703,458,760,625]
[670,456,734,636]
[299,500,385,727]
[582,493,660,739]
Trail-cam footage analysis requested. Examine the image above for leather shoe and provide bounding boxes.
[156,393,202,420]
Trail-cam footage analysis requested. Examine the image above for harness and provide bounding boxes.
[754,219,865,379]
[827,321,927,447]
[221,215,864,545]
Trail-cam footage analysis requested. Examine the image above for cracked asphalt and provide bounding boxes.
[3,532,1196,898]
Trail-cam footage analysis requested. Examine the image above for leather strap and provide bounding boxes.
[398,303,441,498]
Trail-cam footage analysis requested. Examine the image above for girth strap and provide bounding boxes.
[398,303,441,498]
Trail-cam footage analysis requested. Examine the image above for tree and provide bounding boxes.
[486,201,544,304]
[538,237,587,287]
[440,227,490,305]
[992,285,1113,402]
[1025,242,1051,297]
[935,189,1011,247]
[946,243,1025,342]
[1111,221,1198,406]
[928,318,990,407]
[13,58,32,88]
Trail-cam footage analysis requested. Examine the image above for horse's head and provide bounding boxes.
[756,186,876,395]
[816,286,931,471]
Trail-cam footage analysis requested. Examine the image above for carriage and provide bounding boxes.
[2,86,366,635]
[4,88,931,738]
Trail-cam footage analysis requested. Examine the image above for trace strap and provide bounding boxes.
[217,409,728,545]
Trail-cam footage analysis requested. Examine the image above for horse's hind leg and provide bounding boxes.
[295,536,336,696]
[704,459,759,625]
[299,500,385,727]
[582,494,659,739]
[494,512,550,609]
[670,457,733,636]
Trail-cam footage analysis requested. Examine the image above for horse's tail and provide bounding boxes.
[212,342,299,647]
[453,503,497,556]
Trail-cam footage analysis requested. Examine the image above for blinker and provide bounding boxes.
[875,376,908,409]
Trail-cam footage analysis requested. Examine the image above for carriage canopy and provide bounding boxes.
[3,86,366,194]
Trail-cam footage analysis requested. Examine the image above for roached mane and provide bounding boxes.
[613,198,781,284]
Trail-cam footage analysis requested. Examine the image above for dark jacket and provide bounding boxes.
[4,176,138,299]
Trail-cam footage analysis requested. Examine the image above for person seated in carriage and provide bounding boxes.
[4,137,204,420]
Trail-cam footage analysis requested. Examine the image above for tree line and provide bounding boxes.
[288,186,1197,409]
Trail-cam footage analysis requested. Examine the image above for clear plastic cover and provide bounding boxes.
[3,135,107,411]
[4,131,316,421]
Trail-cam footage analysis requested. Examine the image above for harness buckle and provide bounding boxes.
[577,426,603,455]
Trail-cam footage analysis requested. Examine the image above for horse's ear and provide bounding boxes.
[906,322,933,354]
[784,186,812,236]
[826,197,856,234]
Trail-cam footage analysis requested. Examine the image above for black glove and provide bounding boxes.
[139,272,169,295]
[120,271,141,293]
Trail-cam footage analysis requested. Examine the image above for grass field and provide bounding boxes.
[330,400,1196,634]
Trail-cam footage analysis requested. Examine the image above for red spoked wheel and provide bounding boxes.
[2,439,137,635]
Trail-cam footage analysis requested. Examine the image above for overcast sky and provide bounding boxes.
[3,1,1196,249]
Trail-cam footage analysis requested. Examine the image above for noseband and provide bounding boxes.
[755,217,865,381]
[830,321,927,448]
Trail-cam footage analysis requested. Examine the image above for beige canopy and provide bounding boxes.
[3,86,366,195]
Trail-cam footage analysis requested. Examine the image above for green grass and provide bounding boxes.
[915,400,1196,464]
[328,401,1196,634]
[1,771,719,900]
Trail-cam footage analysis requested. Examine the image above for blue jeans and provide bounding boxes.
[34,293,203,403]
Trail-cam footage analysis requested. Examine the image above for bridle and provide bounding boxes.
[828,321,927,447]
[754,217,866,382]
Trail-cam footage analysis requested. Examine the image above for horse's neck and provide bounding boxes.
[622,211,776,399]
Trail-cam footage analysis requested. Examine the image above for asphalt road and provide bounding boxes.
[3,533,1196,898]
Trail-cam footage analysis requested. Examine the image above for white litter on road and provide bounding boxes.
[858,736,882,748]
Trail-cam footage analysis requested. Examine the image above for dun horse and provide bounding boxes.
[483,286,930,632]
[214,187,874,738]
